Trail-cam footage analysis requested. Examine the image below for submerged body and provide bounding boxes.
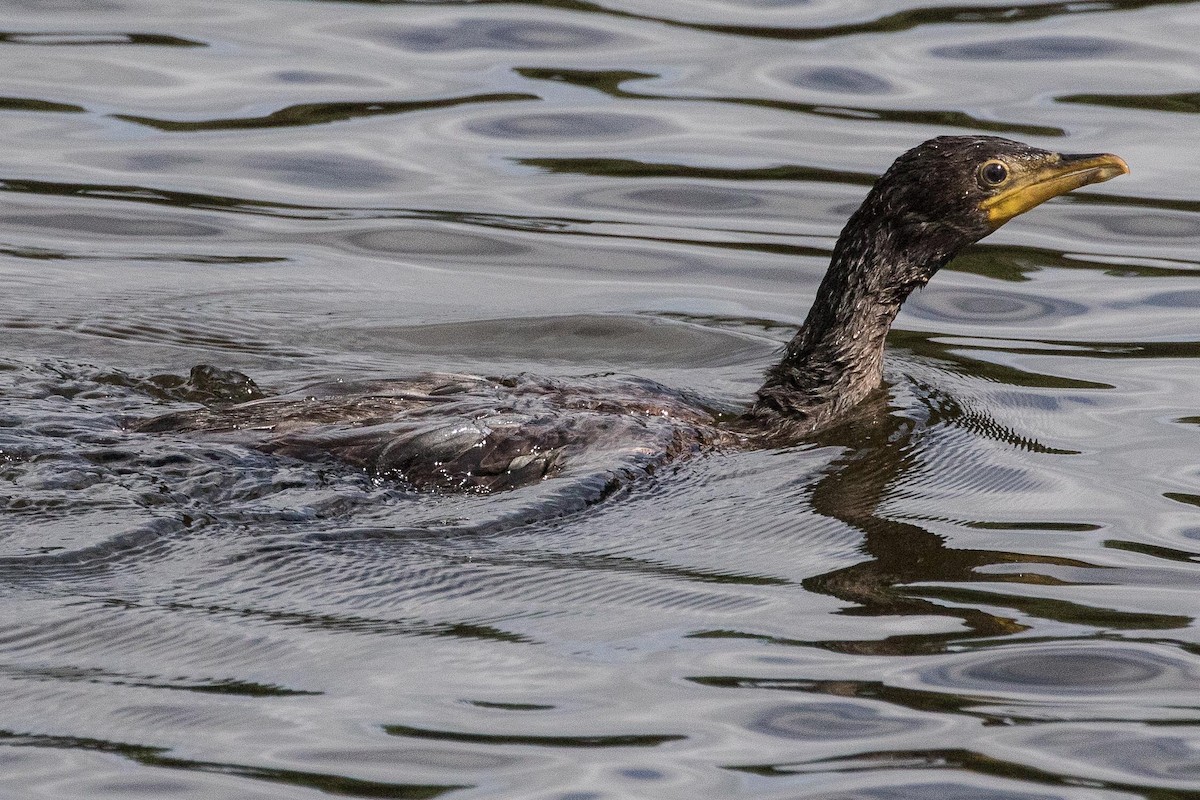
[137,136,1128,492]
[138,371,738,492]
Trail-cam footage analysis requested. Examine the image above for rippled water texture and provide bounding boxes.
[1,1,1199,798]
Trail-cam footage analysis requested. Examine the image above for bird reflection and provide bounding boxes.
[797,381,1187,656]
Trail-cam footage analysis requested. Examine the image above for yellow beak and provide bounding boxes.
[981,152,1129,228]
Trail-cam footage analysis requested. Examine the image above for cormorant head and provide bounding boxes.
[886,135,1127,231]
[763,136,1127,423]
[847,135,1128,291]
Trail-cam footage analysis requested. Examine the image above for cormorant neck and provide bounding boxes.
[751,209,954,427]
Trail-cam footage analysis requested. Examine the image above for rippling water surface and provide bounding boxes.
[2,1,1200,798]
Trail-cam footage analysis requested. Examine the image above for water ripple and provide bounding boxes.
[931,35,1128,61]
[516,66,1065,137]
[748,701,938,741]
[904,288,1087,326]
[0,0,1196,796]
[468,110,674,140]
[908,641,1200,699]
[380,18,625,52]
[381,0,1200,43]
[0,31,204,47]
[115,92,539,132]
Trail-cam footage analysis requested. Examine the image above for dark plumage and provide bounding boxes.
[136,136,1127,492]
[749,136,1126,435]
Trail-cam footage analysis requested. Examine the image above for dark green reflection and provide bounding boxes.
[101,595,531,643]
[0,730,466,799]
[725,745,1176,798]
[0,177,311,215]
[952,243,1200,281]
[116,93,538,132]
[384,724,684,748]
[692,668,1200,726]
[1059,92,1200,114]
[910,586,1188,630]
[0,177,584,236]
[467,700,556,710]
[1064,191,1200,215]
[889,330,1111,391]
[0,661,319,696]
[0,32,205,47]
[457,548,789,587]
[1164,491,1200,508]
[896,332,1200,385]
[1106,539,1200,564]
[0,97,85,113]
[518,156,877,186]
[0,245,288,265]
[295,0,1194,44]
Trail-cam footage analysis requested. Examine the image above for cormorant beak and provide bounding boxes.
[981,151,1129,228]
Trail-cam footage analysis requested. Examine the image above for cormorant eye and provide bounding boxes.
[979,160,1009,186]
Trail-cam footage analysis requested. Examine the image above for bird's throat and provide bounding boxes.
[751,232,936,428]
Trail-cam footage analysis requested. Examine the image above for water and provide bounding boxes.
[1,0,1198,797]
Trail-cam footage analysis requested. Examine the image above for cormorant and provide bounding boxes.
[136,136,1128,492]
